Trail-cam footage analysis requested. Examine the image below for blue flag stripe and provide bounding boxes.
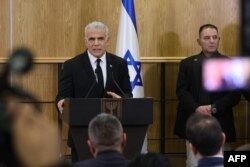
[122,0,137,32]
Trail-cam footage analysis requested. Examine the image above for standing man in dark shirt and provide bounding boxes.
[174,24,241,167]
[56,21,132,162]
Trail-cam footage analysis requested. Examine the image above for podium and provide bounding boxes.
[62,97,153,160]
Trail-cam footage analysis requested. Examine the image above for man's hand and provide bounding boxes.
[107,91,121,98]
[57,99,65,114]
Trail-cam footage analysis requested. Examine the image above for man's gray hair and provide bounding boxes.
[85,21,109,38]
[88,113,123,150]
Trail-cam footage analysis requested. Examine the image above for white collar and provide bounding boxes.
[87,51,106,64]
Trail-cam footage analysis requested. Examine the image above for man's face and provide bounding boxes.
[85,28,109,58]
[197,28,220,56]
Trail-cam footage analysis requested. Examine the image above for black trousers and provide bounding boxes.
[71,146,78,163]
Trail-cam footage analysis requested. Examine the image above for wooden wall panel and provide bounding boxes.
[11,0,121,58]
[148,140,160,152]
[61,122,71,156]
[142,63,161,151]
[12,0,88,57]
[40,103,59,124]
[135,0,240,58]
[0,0,10,57]
[142,64,161,99]
[234,100,250,139]
[12,64,58,101]
[165,63,179,99]
[11,0,240,58]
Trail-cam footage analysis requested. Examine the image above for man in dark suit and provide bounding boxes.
[186,112,225,167]
[74,113,128,167]
[174,24,241,167]
[56,21,132,162]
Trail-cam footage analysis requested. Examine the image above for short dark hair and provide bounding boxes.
[199,24,218,36]
[186,113,223,156]
[88,113,123,150]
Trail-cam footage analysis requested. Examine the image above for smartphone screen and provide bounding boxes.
[203,57,250,91]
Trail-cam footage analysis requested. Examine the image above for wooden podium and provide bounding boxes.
[62,97,153,160]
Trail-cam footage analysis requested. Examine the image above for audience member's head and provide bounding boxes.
[87,113,126,157]
[128,153,173,167]
[186,113,225,159]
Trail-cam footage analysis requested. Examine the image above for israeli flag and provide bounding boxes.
[116,0,144,98]
[116,0,147,153]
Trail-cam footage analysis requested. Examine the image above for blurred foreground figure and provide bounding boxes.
[3,96,62,167]
[0,48,70,167]
[1,94,71,167]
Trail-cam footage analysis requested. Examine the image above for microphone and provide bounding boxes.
[1,48,33,92]
[84,72,97,98]
[110,64,126,97]
[0,47,39,133]
[0,48,35,101]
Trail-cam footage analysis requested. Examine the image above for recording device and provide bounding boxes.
[0,48,37,103]
[202,57,250,91]
[0,47,39,132]
[0,48,33,94]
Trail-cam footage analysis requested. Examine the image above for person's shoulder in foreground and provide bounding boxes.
[128,152,174,167]
[74,151,128,167]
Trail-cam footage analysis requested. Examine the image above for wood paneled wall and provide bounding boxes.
[1,0,248,166]
[1,0,241,58]
[0,0,10,57]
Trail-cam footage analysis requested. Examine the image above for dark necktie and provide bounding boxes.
[95,58,104,97]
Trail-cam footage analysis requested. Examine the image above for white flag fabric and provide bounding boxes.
[116,0,147,154]
[116,0,144,98]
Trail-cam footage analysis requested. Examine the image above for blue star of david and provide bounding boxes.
[124,50,143,90]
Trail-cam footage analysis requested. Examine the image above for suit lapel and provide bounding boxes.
[191,53,204,93]
[81,51,99,96]
[105,53,113,91]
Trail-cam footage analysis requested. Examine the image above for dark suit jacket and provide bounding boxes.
[56,51,132,102]
[74,151,128,167]
[174,52,241,142]
[198,157,224,167]
[56,51,132,147]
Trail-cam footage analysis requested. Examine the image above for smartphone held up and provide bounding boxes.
[203,57,250,92]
